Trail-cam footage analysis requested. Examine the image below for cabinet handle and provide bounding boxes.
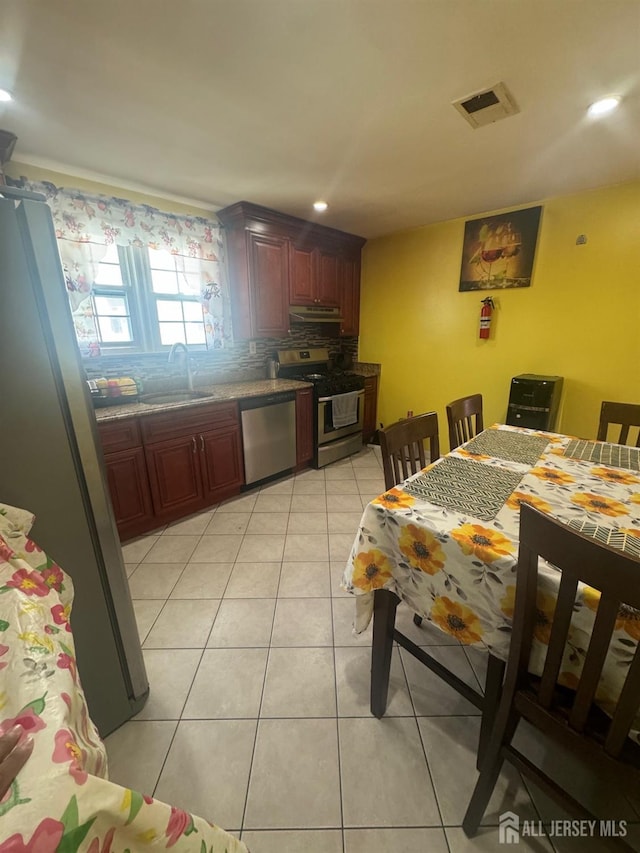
[200,435,205,452]
[192,437,197,453]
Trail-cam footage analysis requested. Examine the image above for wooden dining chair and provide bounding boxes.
[597,401,640,447]
[378,412,440,629]
[463,503,640,848]
[446,393,484,450]
[379,411,440,491]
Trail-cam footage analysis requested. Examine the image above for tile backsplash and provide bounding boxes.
[83,330,359,393]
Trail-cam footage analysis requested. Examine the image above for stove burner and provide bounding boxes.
[305,373,325,380]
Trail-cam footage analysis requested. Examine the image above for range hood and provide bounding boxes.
[289,305,343,324]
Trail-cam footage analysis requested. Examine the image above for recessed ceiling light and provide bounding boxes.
[313,201,328,212]
[587,96,621,118]
[0,89,12,102]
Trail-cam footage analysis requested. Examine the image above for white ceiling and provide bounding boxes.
[1,0,639,238]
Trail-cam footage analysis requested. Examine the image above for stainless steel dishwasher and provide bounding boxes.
[240,391,297,485]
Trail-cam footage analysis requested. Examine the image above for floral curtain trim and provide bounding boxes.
[10,177,231,356]
[12,178,221,259]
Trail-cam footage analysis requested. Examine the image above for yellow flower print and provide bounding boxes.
[584,586,640,641]
[451,523,515,563]
[398,524,445,575]
[533,432,563,442]
[621,528,640,539]
[431,596,483,644]
[505,492,552,514]
[558,671,580,691]
[530,467,575,486]
[373,489,415,510]
[590,467,640,486]
[121,788,132,812]
[457,449,490,462]
[534,590,557,644]
[17,631,54,653]
[500,585,516,619]
[571,492,628,517]
[631,493,640,505]
[352,549,393,592]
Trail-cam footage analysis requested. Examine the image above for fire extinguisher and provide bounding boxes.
[479,297,495,339]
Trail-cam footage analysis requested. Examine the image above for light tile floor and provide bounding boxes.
[106,445,640,853]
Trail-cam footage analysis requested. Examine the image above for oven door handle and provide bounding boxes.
[318,390,365,403]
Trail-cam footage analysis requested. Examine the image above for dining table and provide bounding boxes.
[342,423,640,748]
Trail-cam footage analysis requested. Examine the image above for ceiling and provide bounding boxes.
[1,0,639,238]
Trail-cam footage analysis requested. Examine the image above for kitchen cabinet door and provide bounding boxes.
[199,427,244,503]
[103,447,154,540]
[289,242,316,305]
[316,250,340,306]
[295,387,314,467]
[339,254,361,336]
[145,435,203,517]
[248,231,290,336]
[363,376,378,445]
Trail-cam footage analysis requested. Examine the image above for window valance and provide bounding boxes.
[16,178,222,259]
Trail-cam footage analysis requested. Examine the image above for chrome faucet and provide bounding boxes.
[168,342,194,392]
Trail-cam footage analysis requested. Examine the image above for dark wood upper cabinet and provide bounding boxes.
[289,242,316,304]
[339,254,361,337]
[218,201,366,339]
[317,250,340,306]
[248,232,290,337]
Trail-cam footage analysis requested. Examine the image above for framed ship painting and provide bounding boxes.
[458,205,542,291]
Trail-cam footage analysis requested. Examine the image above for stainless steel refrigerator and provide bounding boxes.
[0,184,148,735]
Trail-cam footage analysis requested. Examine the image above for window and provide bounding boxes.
[147,249,206,347]
[91,244,135,345]
[82,246,210,353]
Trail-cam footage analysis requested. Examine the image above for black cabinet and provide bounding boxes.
[506,374,563,431]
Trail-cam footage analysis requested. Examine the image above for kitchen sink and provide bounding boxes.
[140,391,210,405]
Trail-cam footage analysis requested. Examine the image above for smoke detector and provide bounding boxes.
[452,82,519,128]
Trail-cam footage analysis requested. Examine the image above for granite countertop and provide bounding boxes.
[94,378,312,422]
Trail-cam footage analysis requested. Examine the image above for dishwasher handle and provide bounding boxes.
[239,391,297,411]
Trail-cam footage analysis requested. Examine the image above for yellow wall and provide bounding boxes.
[359,181,640,447]
[5,161,212,218]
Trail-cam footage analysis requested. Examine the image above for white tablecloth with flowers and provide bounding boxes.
[343,425,640,741]
[0,503,247,853]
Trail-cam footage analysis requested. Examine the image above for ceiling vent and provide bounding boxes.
[452,82,519,128]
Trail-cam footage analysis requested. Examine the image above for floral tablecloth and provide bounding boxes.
[0,503,247,853]
[343,425,640,740]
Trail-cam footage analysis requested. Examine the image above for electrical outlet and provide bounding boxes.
[249,341,257,355]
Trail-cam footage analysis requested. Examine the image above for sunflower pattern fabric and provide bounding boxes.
[343,424,640,742]
[0,504,248,853]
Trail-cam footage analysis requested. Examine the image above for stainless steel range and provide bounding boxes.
[277,348,365,468]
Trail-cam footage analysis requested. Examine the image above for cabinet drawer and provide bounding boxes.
[98,418,141,453]
[140,401,239,445]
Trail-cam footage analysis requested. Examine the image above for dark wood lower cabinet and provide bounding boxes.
[296,388,314,468]
[102,446,154,541]
[363,375,379,445]
[99,403,245,541]
[200,428,244,502]
[145,435,204,517]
